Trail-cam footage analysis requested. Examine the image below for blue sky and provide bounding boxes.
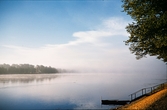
[0,0,166,74]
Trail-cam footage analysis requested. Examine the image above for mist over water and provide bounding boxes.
[0,73,165,109]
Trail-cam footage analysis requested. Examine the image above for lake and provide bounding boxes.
[0,73,165,109]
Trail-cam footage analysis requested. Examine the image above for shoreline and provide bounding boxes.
[116,83,167,110]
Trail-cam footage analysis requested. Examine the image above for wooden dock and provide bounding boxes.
[129,82,166,102]
[101,100,130,105]
[101,82,167,106]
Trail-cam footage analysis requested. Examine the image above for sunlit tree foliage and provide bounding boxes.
[122,0,167,62]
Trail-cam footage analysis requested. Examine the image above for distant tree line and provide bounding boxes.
[0,64,67,74]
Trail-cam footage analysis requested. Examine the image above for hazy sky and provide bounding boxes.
[0,0,166,73]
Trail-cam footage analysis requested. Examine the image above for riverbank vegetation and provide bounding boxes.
[0,64,67,74]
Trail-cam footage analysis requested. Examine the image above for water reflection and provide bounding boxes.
[0,73,165,109]
[0,74,59,84]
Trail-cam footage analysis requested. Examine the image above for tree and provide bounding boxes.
[122,0,167,62]
[0,64,60,74]
[0,67,7,74]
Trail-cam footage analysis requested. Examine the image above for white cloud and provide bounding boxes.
[103,17,128,30]
[0,17,165,73]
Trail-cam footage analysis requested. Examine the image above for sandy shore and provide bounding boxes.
[116,84,167,110]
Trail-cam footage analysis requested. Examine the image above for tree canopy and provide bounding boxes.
[122,0,167,62]
[0,64,67,74]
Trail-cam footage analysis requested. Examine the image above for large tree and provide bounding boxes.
[122,0,167,62]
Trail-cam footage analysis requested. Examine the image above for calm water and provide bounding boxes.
[0,73,165,110]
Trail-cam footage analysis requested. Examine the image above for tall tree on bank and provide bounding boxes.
[122,0,167,62]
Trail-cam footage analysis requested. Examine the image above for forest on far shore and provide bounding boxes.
[0,64,67,74]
